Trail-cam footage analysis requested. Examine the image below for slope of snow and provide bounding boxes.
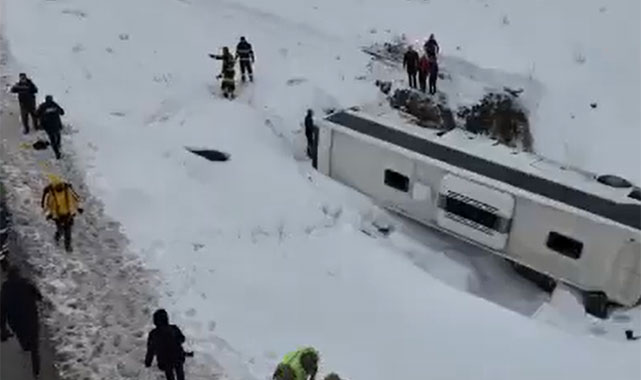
[2,0,640,379]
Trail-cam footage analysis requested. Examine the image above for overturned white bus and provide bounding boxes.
[312,109,641,316]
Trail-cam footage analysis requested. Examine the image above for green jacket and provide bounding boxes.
[281,347,318,380]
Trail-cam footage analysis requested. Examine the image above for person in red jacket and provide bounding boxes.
[417,54,430,93]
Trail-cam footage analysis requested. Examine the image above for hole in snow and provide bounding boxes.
[186,148,230,162]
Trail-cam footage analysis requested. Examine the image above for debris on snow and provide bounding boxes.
[390,89,456,130]
[186,148,230,162]
[457,91,533,151]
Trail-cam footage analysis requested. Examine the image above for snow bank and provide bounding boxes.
[2,0,640,379]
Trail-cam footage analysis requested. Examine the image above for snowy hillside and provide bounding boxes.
[2,0,640,379]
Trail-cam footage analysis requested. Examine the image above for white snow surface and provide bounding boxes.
[2,0,641,379]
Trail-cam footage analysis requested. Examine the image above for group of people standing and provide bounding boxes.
[403,34,440,94]
[209,36,256,98]
[10,73,66,159]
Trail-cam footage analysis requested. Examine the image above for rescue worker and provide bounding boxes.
[145,309,187,380]
[10,73,39,134]
[1,266,42,379]
[304,109,315,159]
[236,36,255,82]
[35,95,65,159]
[417,54,430,93]
[428,56,439,95]
[41,175,82,252]
[273,347,319,380]
[424,34,439,59]
[402,46,419,89]
[209,47,236,98]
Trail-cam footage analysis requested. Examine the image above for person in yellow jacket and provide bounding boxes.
[273,347,319,380]
[41,175,83,252]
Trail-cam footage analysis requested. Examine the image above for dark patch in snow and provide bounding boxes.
[612,314,632,323]
[71,43,85,53]
[32,139,50,150]
[61,9,88,18]
[590,102,598,109]
[573,50,587,65]
[286,77,307,86]
[119,33,130,41]
[110,111,126,117]
[186,148,230,162]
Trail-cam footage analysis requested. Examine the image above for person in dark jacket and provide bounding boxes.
[210,47,236,98]
[417,54,430,93]
[424,34,439,59]
[1,266,42,378]
[428,57,439,95]
[304,109,316,159]
[145,309,187,380]
[10,73,39,134]
[35,95,65,159]
[402,46,419,89]
[236,36,255,82]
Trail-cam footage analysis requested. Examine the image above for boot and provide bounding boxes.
[249,74,254,82]
[241,75,246,82]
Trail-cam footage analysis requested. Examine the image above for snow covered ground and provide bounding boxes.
[1,0,640,379]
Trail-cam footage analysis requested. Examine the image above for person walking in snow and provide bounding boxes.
[428,57,439,95]
[304,109,316,159]
[236,36,255,82]
[145,309,187,380]
[10,73,39,134]
[273,347,319,380]
[417,54,430,93]
[424,34,439,59]
[403,46,419,89]
[1,265,43,379]
[35,95,65,160]
[41,175,83,252]
[210,47,237,98]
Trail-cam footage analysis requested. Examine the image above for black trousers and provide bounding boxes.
[418,72,427,93]
[54,216,73,252]
[407,71,417,89]
[239,60,253,79]
[19,102,37,133]
[429,75,437,94]
[45,127,62,159]
[164,363,185,380]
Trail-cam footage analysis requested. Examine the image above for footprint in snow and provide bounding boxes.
[61,9,88,18]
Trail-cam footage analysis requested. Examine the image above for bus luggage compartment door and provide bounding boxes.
[436,174,515,250]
